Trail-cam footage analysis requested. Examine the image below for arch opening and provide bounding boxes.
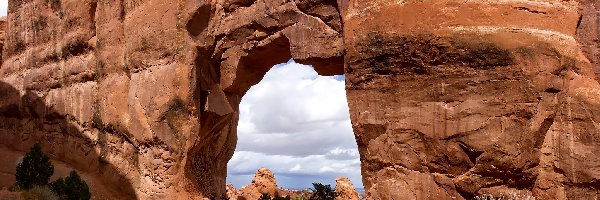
[183,0,347,197]
[226,59,363,193]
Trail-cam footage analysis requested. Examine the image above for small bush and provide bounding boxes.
[258,193,292,200]
[51,170,90,200]
[21,185,59,200]
[209,193,229,200]
[309,183,336,200]
[15,144,54,190]
[13,143,91,200]
[260,193,272,200]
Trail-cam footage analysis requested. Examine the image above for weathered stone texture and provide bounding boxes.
[237,168,279,200]
[336,177,361,200]
[344,0,600,199]
[0,0,342,199]
[0,0,599,199]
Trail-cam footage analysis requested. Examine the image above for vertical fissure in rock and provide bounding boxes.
[535,116,555,148]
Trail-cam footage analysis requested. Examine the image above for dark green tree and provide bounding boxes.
[63,170,91,200]
[15,143,54,190]
[50,177,66,198]
[309,183,336,200]
[260,193,272,200]
[51,170,91,200]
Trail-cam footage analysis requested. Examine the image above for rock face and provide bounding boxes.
[226,183,239,200]
[0,16,6,66]
[0,0,599,199]
[335,177,360,200]
[238,168,279,200]
[344,0,600,199]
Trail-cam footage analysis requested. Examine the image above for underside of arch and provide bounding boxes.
[184,0,345,196]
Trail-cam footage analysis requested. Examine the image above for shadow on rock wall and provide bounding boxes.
[0,81,137,199]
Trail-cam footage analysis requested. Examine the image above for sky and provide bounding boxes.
[0,0,6,16]
[226,60,363,190]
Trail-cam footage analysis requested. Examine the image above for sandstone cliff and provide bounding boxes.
[344,0,600,199]
[0,0,341,198]
[335,177,360,200]
[0,0,599,199]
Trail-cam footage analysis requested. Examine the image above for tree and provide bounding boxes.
[50,177,66,198]
[58,170,91,200]
[309,183,336,200]
[51,170,91,200]
[260,193,272,200]
[15,143,54,190]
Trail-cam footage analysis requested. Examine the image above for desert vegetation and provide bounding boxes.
[254,183,337,200]
[11,144,90,200]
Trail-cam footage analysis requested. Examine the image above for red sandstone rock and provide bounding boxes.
[228,168,312,200]
[335,177,360,200]
[344,0,600,199]
[0,16,5,66]
[226,183,239,199]
[238,168,279,200]
[0,0,599,199]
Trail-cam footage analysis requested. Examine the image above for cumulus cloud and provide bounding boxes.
[227,60,363,189]
[0,0,7,17]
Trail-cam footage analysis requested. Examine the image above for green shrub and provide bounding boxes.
[15,144,54,190]
[50,170,90,200]
[14,143,90,200]
[21,185,59,200]
[259,193,271,200]
[309,183,336,200]
[258,193,292,200]
[49,178,65,198]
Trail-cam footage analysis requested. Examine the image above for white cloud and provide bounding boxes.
[0,0,6,17]
[290,164,302,172]
[227,60,363,190]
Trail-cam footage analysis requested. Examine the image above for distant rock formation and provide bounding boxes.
[226,183,238,199]
[238,168,279,200]
[335,177,360,200]
[229,167,315,200]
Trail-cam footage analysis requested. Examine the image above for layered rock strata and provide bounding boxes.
[0,0,341,199]
[344,0,600,199]
[0,0,599,199]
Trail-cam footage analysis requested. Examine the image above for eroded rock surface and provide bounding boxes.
[335,177,360,200]
[0,0,342,199]
[344,0,600,199]
[237,168,279,200]
[227,168,313,199]
[0,0,599,199]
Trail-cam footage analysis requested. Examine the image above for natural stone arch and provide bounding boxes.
[1,0,600,199]
[182,0,345,196]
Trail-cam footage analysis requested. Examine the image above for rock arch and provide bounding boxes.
[183,0,344,196]
[0,0,599,199]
